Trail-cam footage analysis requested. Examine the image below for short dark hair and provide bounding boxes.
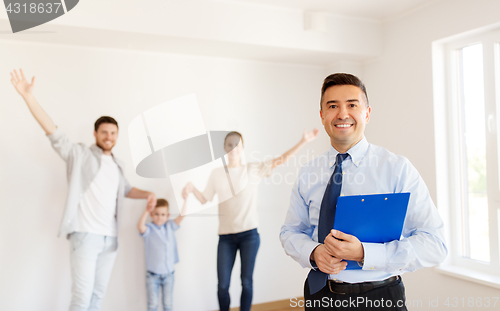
[94,116,118,132]
[224,131,244,147]
[155,198,169,210]
[320,73,369,109]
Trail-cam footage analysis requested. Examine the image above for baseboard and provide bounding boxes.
[225,297,302,311]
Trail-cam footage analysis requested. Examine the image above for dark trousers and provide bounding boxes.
[304,277,408,311]
[217,228,260,311]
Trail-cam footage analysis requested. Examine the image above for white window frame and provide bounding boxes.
[433,24,500,289]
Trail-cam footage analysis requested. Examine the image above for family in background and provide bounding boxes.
[10,69,446,311]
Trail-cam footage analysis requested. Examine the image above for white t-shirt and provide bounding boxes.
[203,161,273,235]
[75,154,120,237]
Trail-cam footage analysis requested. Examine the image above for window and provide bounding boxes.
[433,26,500,288]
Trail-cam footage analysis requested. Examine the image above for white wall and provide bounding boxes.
[362,0,500,309]
[0,41,328,310]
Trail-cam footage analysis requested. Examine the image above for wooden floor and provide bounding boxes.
[226,298,305,311]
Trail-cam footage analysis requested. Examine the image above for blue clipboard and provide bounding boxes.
[333,192,410,269]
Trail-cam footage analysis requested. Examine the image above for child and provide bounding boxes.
[138,198,186,311]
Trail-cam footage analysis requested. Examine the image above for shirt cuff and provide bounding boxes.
[361,242,386,271]
[124,184,133,196]
[170,220,180,231]
[302,241,321,269]
[140,226,150,237]
[47,126,62,141]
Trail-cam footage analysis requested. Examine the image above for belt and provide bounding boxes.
[327,276,399,295]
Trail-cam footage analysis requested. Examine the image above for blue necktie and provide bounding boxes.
[307,153,349,295]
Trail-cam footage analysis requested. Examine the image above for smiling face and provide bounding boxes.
[151,206,169,226]
[94,123,118,155]
[224,133,244,160]
[320,84,371,153]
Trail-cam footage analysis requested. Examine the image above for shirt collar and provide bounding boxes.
[90,144,103,157]
[151,222,166,230]
[90,144,118,163]
[328,136,369,168]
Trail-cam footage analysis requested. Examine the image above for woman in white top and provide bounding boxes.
[182,130,318,311]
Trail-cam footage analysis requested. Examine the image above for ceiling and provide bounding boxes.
[223,0,437,20]
[0,0,437,65]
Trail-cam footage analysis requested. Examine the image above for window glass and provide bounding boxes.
[459,43,490,262]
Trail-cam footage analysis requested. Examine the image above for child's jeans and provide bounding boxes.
[146,270,174,311]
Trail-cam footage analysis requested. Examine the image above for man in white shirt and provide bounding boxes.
[10,69,157,311]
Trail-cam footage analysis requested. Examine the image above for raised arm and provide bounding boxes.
[10,69,57,135]
[126,188,157,211]
[174,198,189,225]
[271,128,319,169]
[182,182,207,204]
[137,209,149,234]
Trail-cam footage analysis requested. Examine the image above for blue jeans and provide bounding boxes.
[146,271,175,311]
[217,228,260,311]
[69,232,118,311]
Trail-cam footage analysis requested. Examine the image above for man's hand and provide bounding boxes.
[182,182,193,200]
[9,69,57,135]
[11,69,35,98]
[146,192,156,212]
[323,229,364,262]
[311,244,348,274]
